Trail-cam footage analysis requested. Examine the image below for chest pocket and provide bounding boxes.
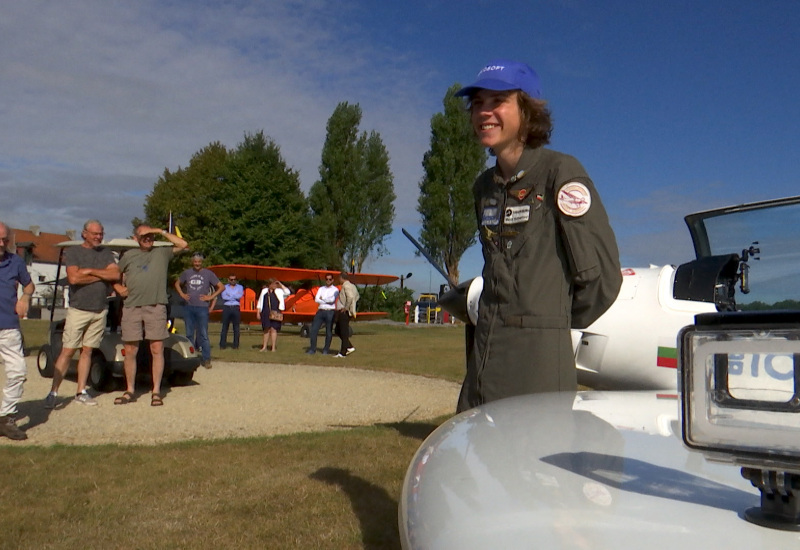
[506,191,547,257]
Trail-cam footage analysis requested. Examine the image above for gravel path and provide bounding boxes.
[3,357,460,447]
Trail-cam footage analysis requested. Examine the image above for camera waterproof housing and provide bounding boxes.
[680,311,800,530]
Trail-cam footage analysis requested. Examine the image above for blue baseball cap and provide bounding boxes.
[455,60,542,99]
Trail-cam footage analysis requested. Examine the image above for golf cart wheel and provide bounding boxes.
[37,345,54,378]
[300,324,310,338]
[89,355,115,392]
[169,371,194,386]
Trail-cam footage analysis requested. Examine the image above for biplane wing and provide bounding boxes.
[207,264,398,325]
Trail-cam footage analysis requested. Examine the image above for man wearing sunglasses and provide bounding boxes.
[306,274,339,355]
[218,275,244,350]
[113,224,187,407]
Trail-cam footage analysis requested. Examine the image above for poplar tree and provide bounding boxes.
[309,102,395,272]
[417,84,488,284]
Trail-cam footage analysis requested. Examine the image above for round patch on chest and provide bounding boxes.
[557,182,591,217]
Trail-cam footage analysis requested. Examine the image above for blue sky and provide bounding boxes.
[2,1,798,295]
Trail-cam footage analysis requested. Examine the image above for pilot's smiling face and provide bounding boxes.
[470,89,523,156]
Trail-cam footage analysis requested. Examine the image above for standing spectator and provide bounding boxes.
[174,253,224,368]
[256,279,283,351]
[0,221,34,440]
[255,279,290,317]
[114,225,187,407]
[306,274,338,355]
[334,272,359,358]
[219,274,244,350]
[44,220,120,408]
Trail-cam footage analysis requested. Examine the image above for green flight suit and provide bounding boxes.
[457,147,622,412]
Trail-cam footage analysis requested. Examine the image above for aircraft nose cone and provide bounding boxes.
[438,279,473,324]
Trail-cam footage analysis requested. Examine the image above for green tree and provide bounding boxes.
[417,84,488,284]
[309,102,395,272]
[143,131,314,270]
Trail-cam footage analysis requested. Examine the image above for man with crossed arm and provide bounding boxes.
[44,220,119,408]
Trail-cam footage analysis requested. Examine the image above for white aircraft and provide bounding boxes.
[400,196,800,548]
[434,195,800,391]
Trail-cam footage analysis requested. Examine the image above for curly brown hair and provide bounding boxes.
[516,93,553,149]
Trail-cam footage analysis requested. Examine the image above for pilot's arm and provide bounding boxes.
[556,178,622,329]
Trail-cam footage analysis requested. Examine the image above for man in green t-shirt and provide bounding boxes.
[113,224,187,407]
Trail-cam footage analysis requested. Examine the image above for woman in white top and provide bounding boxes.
[256,279,290,351]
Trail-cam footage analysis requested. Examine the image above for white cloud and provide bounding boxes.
[1,0,437,241]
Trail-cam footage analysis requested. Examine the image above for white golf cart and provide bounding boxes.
[36,239,202,391]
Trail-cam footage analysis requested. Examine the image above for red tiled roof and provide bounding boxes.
[12,228,72,264]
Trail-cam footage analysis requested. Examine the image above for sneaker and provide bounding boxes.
[334,353,345,358]
[0,415,27,440]
[44,392,57,409]
[306,350,316,355]
[346,347,356,356]
[75,392,98,406]
[202,360,213,369]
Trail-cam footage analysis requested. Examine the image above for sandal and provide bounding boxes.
[114,392,135,405]
[151,393,164,407]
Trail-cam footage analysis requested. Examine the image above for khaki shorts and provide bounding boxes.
[62,308,107,349]
[121,304,168,342]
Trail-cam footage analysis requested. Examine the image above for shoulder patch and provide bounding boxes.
[557,182,591,217]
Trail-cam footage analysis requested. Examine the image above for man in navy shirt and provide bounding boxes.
[0,222,35,440]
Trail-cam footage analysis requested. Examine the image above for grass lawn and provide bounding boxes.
[1,319,465,549]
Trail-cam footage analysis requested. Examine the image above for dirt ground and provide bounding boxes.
[3,358,460,447]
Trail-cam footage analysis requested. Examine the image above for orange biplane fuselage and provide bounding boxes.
[207,264,398,326]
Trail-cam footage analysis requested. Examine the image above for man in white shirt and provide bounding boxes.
[306,274,339,355]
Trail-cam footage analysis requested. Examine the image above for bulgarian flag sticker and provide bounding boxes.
[657,344,678,369]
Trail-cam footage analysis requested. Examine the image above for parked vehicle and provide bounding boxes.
[36,239,202,391]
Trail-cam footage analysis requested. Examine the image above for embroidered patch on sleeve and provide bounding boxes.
[557,182,591,217]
